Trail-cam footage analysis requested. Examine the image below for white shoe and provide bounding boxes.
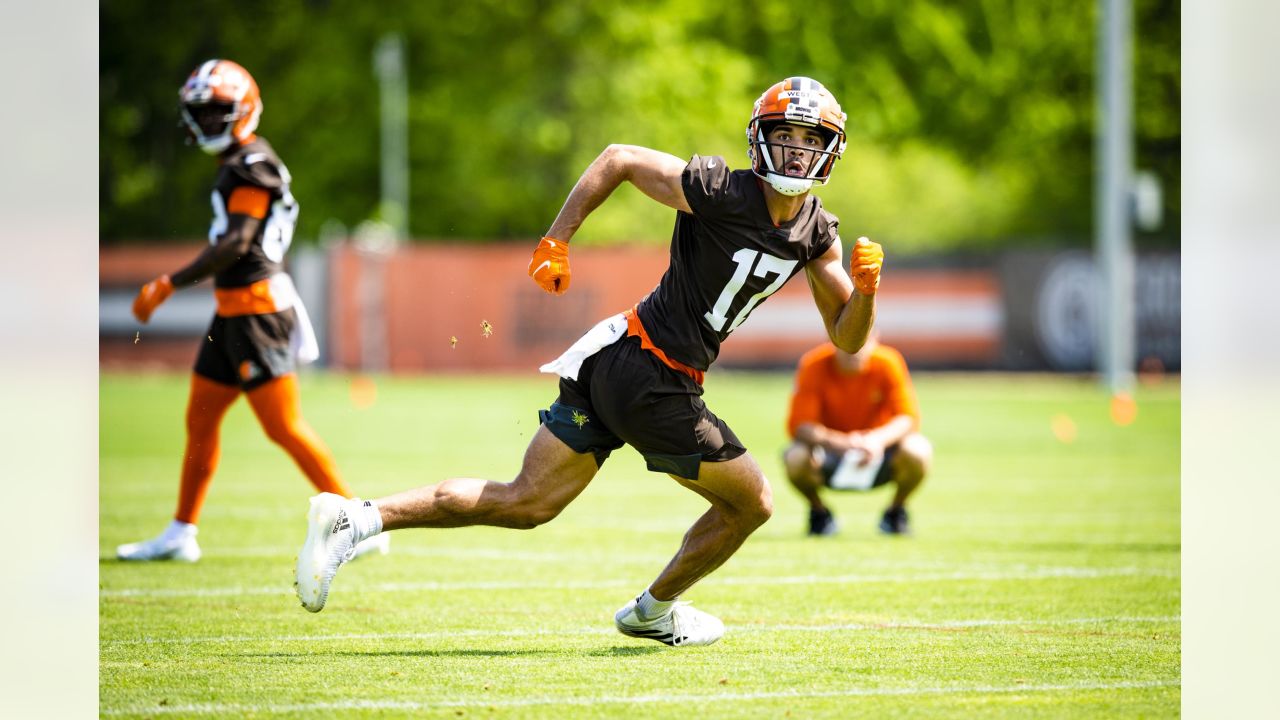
[614,597,725,647]
[116,524,201,562]
[295,493,358,612]
[350,532,390,560]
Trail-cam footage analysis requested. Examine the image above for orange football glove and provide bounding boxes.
[528,236,571,295]
[132,274,174,324]
[850,236,884,296]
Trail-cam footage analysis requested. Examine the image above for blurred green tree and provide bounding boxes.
[100,0,1178,251]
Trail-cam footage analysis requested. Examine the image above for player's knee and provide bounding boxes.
[493,479,565,529]
[737,482,774,532]
[185,407,218,437]
[898,433,933,477]
[260,419,299,448]
[782,442,814,481]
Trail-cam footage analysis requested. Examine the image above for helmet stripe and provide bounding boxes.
[197,59,219,82]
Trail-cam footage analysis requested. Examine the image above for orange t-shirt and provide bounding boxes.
[786,343,920,438]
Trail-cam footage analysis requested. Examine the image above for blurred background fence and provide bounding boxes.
[100,242,1178,373]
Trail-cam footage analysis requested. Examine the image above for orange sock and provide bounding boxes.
[247,374,353,498]
[175,374,242,524]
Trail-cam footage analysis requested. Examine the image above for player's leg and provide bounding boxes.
[117,373,240,561]
[295,424,601,612]
[245,373,352,498]
[613,451,771,647]
[294,356,620,613]
[377,424,601,530]
[879,432,933,535]
[783,441,837,536]
[651,451,774,599]
[592,338,769,645]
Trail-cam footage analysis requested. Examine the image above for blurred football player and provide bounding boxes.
[296,77,881,646]
[117,59,387,562]
[783,332,932,537]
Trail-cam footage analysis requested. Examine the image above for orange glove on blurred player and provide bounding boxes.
[528,236,571,295]
[850,236,883,296]
[132,274,174,323]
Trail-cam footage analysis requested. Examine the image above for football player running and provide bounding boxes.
[295,77,882,647]
[118,60,388,563]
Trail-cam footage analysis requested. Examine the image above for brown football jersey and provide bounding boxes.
[208,137,298,288]
[634,155,840,371]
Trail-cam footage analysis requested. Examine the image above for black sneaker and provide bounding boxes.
[878,506,911,535]
[808,507,838,536]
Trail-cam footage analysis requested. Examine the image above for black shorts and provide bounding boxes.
[193,309,297,391]
[820,444,899,490]
[539,334,746,480]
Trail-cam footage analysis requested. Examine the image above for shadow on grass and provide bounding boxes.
[234,649,560,658]
[233,645,667,659]
[589,646,666,656]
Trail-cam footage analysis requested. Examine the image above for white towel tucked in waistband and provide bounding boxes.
[538,313,627,380]
[269,272,320,365]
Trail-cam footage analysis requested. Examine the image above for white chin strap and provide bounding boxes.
[197,133,234,155]
[766,174,814,196]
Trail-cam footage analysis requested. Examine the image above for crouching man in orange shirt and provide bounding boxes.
[783,332,932,536]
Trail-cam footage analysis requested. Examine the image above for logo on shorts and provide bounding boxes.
[239,360,261,382]
[571,410,589,429]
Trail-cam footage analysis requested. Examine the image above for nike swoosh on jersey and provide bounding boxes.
[244,153,268,165]
[707,159,717,168]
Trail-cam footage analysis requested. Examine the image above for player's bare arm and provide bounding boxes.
[170,214,262,287]
[532,145,690,295]
[857,414,916,453]
[794,421,859,453]
[545,144,691,242]
[132,214,262,323]
[804,237,878,353]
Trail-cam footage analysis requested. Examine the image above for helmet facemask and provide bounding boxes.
[749,121,844,196]
[181,101,243,155]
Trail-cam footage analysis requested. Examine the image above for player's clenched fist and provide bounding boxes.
[850,236,883,296]
[528,236,571,295]
[132,274,175,323]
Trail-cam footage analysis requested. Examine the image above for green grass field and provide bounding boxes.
[100,370,1180,718]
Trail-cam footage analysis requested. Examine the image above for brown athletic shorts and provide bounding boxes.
[539,334,746,480]
[193,309,297,390]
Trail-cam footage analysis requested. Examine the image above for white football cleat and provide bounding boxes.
[614,597,725,647]
[350,531,390,560]
[295,493,358,612]
[116,524,201,562]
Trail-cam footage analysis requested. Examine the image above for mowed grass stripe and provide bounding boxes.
[100,564,1177,598]
[100,679,1180,716]
[103,615,1179,646]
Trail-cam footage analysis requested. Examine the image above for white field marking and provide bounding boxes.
[182,546,978,574]
[100,679,1180,716]
[100,565,1179,599]
[102,615,1180,647]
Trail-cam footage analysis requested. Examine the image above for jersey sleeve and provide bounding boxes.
[226,186,271,218]
[786,352,827,438]
[227,152,286,193]
[681,155,733,218]
[813,208,841,262]
[880,348,921,427]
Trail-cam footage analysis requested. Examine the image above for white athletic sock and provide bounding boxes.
[162,520,197,542]
[349,499,384,543]
[637,588,676,621]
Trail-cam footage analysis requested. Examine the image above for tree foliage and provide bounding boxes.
[100,0,1179,251]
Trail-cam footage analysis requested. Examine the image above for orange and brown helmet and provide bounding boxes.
[179,59,262,155]
[746,77,847,195]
